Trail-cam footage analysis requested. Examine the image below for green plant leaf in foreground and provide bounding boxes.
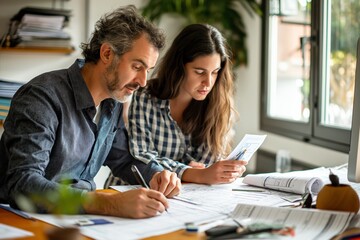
[16,179,89,215]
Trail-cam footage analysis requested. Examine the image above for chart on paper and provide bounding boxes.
[226,134,267,161]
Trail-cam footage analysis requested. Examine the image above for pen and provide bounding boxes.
[131,165,150,189]
[232,188,265,192]
[172,195,201,205]
[0,204,36,221]
[131,165,168,212]
[234,148,247,160]
[186,219,225,233]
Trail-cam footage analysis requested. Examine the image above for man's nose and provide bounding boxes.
[137,70,147,87]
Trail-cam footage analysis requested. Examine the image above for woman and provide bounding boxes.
[105,24,246,187]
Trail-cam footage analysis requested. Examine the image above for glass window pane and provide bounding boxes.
[267,0,311,122]
[321,0,360,129]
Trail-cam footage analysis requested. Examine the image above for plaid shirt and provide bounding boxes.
[128,89,218,179]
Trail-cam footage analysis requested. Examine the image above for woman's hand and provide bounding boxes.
[188,161,206,169]
[182,160,247,184]
[150,170,181,198]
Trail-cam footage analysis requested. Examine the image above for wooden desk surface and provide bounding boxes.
[3,205,360,240]
[0,208,204,240]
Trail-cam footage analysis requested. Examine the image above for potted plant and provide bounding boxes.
[141,0,262,67]
[16,179,90,240]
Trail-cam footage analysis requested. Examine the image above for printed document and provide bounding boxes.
[226,134,267,161]
[25,165,359,240]
[0,223,33,239]
[232,203,354,240]
[243,171,324,194]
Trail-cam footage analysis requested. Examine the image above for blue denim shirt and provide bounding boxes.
[0,60,163,206]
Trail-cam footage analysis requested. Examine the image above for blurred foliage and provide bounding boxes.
[330,51,356,109]
[141,0,262,67]
[16,179,89,215]
[331,0,360,55]
[329,0,360,113]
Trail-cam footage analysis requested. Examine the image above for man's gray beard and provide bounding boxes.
[112,93,132,103]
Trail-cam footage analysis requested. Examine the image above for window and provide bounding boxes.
[261,0,360,152]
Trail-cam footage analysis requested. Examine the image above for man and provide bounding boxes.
[0,5,181,219]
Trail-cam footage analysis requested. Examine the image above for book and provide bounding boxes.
[0,81,23,98]
[0,97,11,106]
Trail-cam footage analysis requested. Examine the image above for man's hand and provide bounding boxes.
[84,188,169,218]
[149,170,181,198]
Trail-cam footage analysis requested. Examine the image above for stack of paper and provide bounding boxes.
[29,177,356,240]
[8,7,73,49]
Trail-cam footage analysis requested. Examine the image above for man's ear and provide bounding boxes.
[99,43,113,63]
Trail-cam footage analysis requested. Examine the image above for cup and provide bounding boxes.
[276,150,291,173]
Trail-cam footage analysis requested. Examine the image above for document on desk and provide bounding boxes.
[226,134,267,161]
[0,223,33,239]
[30,180,300,240]
[232,203,354,240]
[243,169,325,194]
[30,201,225,240]
[111,178,295,214]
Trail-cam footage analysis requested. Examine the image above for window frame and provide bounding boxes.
[260,0,350,153]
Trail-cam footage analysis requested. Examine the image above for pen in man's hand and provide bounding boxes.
[131,165,168,213]
[131,165,149,189]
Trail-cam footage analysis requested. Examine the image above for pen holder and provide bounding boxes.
[316,184,360,213]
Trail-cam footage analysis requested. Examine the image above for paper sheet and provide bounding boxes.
[243,173,324,194]
[232,203,354,240]
[26,165,360,240]
[30,201,224,240]
[226,134,267,161]
[112,178,296,214]
[0,223,33,239]
[242,165,358,195]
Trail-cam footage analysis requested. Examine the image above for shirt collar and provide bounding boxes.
[68,59,96,111]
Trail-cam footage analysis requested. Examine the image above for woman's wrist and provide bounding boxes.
[182,168,205,183]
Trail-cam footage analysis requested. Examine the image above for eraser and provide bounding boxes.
[76,218,113,226]
[185,222,198,232]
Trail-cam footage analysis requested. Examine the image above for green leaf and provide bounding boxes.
[141,0,262,66]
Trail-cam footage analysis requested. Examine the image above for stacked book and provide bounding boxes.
[6,7,73,50]
[0,80,23,121]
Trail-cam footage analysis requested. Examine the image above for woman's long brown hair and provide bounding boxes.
[147,24,235,158]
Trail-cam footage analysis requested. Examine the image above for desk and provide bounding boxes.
[3,206,360,240]
[0,208,204,240]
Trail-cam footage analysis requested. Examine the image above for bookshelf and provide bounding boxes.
[0,1,85,128]
[0,46,74,54]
